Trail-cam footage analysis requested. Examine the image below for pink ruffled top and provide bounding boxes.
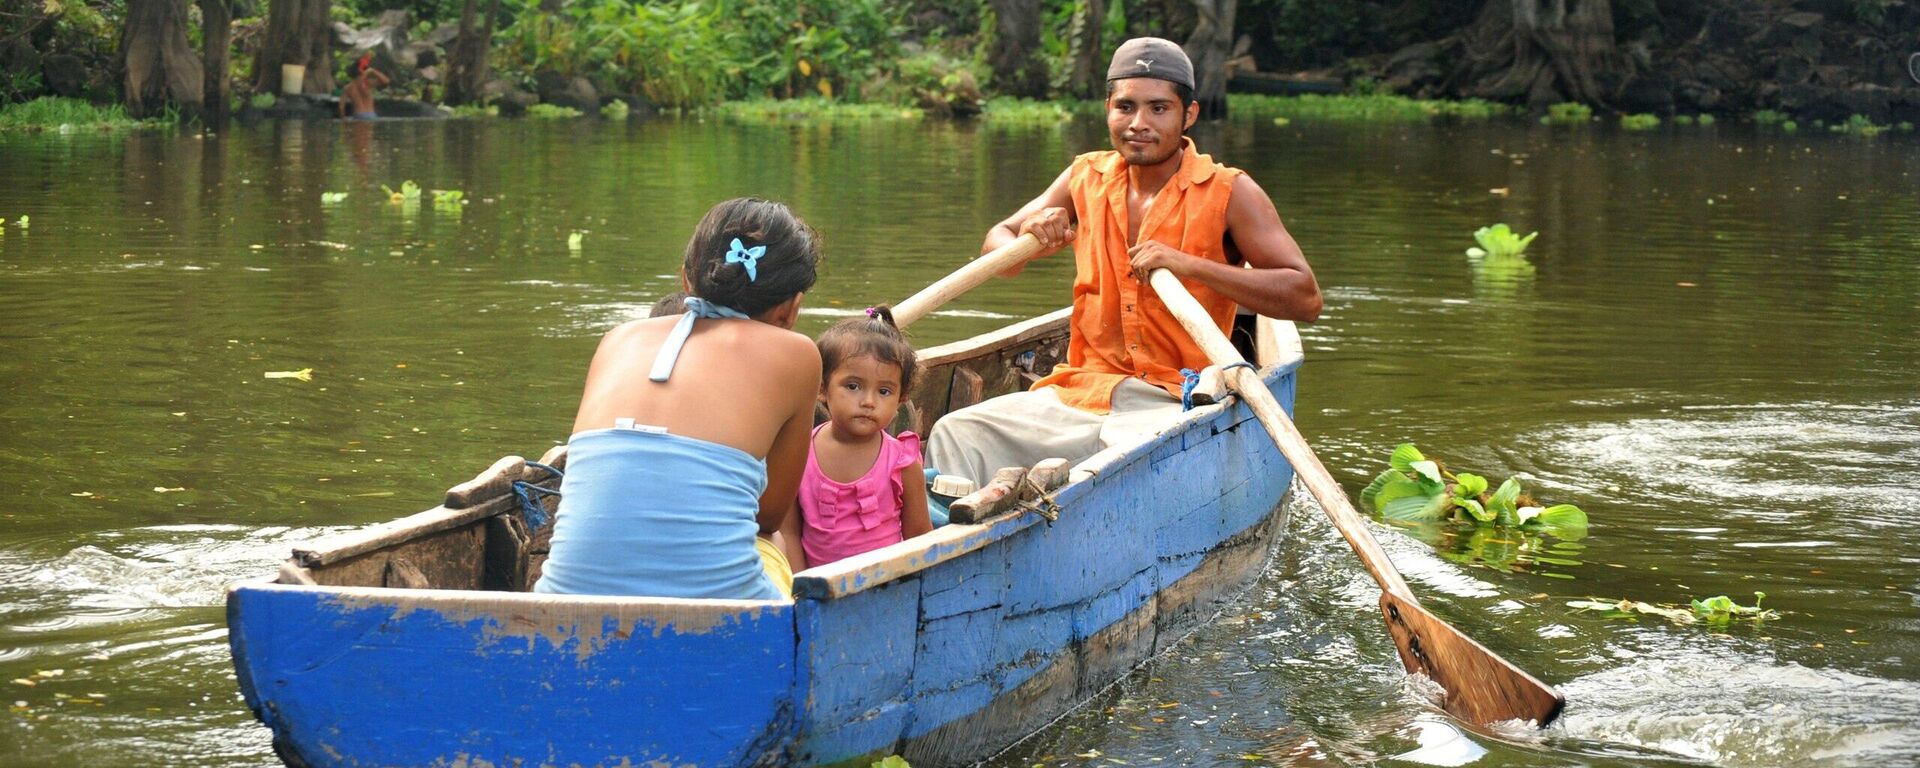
[798,424,920,568]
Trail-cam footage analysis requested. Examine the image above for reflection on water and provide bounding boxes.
[2,116,1917,765]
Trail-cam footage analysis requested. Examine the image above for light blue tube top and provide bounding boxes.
[533,427,780,600]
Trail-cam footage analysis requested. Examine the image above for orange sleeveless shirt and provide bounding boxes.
[1030,138,1243,413]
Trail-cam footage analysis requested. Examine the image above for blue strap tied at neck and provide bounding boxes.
[649,296,751,382]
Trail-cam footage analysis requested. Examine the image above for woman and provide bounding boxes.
[535,198,822,600]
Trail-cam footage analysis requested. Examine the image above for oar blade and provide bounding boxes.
[1380,591,1565,728]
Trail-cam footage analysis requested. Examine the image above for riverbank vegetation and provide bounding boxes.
[2,0,1916,128]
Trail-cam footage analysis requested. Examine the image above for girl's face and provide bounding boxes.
[820,354,903,439]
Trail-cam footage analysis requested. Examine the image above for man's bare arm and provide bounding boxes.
[984,166,1076,276]
[1128,173,1321,321]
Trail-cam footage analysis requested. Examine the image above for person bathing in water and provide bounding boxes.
[780,306,933,569]
[339,54,389,120]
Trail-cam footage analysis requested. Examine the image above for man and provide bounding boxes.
[339,54,390,120]
[925,37,1322,484]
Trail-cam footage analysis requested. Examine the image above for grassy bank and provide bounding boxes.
[1228,92,1513,122]
[0,97,165,132]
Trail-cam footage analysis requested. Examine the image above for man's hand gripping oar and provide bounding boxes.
[1145,267,1565,730]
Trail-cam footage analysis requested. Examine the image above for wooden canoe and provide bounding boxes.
[226,308,1305,767]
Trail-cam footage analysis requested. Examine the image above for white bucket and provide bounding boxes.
[280,64,305,95]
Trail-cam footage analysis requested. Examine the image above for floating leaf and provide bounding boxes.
[1388,443,1426,473]
[1468,223,1537,258]
[381,181,421,202]
[264,368,314,382]
[320,192,348,204]
[432,189,464,206]
[16,215,27,229]
[567,231,585,251]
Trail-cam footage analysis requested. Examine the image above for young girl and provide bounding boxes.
[786,306,934,569]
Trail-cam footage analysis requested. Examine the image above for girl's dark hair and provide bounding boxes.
[817,305,918,394]
[684,197,820,317]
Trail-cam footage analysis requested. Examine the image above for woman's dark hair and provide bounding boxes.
[684,197,820,317]
[816,305,918,394]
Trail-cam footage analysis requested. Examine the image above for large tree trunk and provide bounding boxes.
[1450,0,1624,107]
[254,0,334,96]
[1185,0,1237,118]
[1066,0,1108,99]
[444,0,501,105]
[987,0,1048,99]
[199,0,231,126]
[121,0,203,119]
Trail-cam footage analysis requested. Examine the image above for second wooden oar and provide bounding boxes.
[1146,267,1565,729]
[892,234,1046,328]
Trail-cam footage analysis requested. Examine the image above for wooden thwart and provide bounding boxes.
[1146,268,1564,728]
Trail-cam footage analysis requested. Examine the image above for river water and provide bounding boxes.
[0,113,1915,766]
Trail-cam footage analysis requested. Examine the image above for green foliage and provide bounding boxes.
[320,192,349,204]
[1541,102,1592,125]
[432,189,465,206]
[1465,223,1538,259]
[1752,109,1788,125]
[527,103,584,119]
[713,99,923,123]
[494,0,903,109]
[1620,112,1661,131]
[446,104,497,118]
[870,757,911,768]
[880,50,986,117]
[601,99,630,119]
[0,97,155,132]
[1830,114,1888,137]
[1360,443,1587,539]
[978,97,1082,124]
[1697,113,1715,126]
[1230,93,1512,123]
[1673,114,1694,125]
[1781,120,1799,133]
[250,93,277,110]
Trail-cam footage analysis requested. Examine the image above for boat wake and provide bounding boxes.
[1554,643,1920,766]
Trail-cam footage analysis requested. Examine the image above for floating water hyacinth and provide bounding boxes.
[567,231,584,251]
[320,192,348,204]
[381,181,421,202]
[1359,443,1587,538]
[431,190,464,206]
[1465,223,1537,258]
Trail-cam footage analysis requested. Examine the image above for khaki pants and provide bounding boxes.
[924,378,1184,486]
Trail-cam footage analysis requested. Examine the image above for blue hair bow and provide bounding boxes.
[725,237,767,282]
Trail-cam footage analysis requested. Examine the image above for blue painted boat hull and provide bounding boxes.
[228,321,1300,767]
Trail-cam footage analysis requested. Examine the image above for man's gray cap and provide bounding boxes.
[1105,37,1194,91]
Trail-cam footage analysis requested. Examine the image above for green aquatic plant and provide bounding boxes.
[1692,592,1776,625]
[382,181,422,202]
[1697,113,1716,126]
[978,97,1079,124]
[1752,109,1788,125]
[1570,591,1776,626]
[567,230,585,251]
[320,192,348,204]
[1465,223,1538,259]
[1541,102,1591,125]
[1231,93,1511,123]
[601,99,630,120]
[528,103,584,119]
[715,98,922,123]
[14,215,26,229]
[1830,114,1888,137]
[0,97,156,132]
[1359,443,1587,538]
[432,190,465,206]
[1620,113,1661,131]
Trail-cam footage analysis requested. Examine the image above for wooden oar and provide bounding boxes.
[892,234,1046,328]
[1146,268,1565,729]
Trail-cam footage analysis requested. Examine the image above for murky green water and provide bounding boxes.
[1,114,1915,766]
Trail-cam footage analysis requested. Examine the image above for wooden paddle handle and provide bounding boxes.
[1146,269,1414,600]
[892,234,1047,328]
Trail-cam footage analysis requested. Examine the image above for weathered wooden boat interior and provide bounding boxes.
[270,307,1287,595]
